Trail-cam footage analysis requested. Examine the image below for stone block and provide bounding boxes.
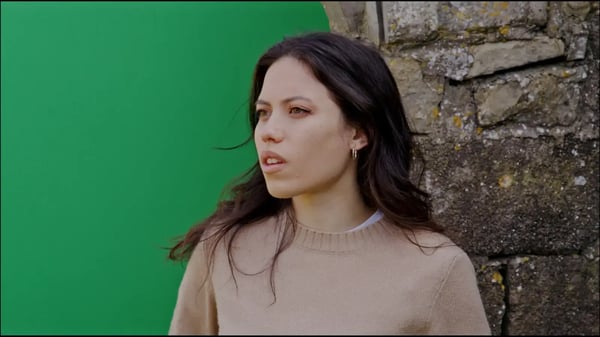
[413,136,599,257]
[386,57,444,134]
[472,257,505,336]
[438,81,479,142]
[507,253,599,334]
[419,44,474,81]
[466,63,597,140]
[380,2,548,45]
[475,81,523,126]
[474,70,582,128]
[408,37,565,81]
[364,1,381,45]
[467,37,565,79]
[560,1,592,20]
[383,2,439,44]
[438,2,548,32]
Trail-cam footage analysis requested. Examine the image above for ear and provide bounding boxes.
[350,127,369,151]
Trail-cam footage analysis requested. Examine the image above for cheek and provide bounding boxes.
[298,126,349,166]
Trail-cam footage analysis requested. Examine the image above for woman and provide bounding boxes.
[167,32,491,335]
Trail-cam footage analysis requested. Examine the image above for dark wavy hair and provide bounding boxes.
[167,31,444,299]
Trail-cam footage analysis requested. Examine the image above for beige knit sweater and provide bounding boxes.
[168,216,491,335]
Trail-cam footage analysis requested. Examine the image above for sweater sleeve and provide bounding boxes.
[429,251,491,335]
[168,241,218,335]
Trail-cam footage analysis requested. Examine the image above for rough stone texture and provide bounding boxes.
[581,5,600,139]
[414,136,599,257]
[467,37,565,79]
[580,59,600,140]
[507,253,599,335]
[468,63,598,141]
[323,1,600,334]
[473,65,584,128]
[385,57,444,134]
[547,1,597,61]
[472,257,506,336]
[473,248,600,335]
[561,1,592,20]
[320,2,350,36]
[476,81,523,126]
[364,1,381,45]
[438,81,479,143]
[587,2,600,60]
[383,2,439,44]
[382,2,548,45]
[437,2,548,32]
[339,2,365,35]
[546,2,563,38]
[321,2,363,38]
[396,62,595,143]
[566,28,589,61]
[417,43,473,81]
[396,37,566,81]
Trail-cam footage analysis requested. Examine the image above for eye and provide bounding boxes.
[289,107,310,116]
[255,109,270,120]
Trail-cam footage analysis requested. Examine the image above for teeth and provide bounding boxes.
[266,158,281,164]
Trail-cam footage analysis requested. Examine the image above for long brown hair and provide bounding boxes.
[167,32,444,299]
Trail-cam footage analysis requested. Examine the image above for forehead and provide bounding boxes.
[258,56,329,101]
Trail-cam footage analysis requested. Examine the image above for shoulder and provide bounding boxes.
[183,216,281,274]
[232,215,282,244]
[207,214,283,257]
[393,229,479,290]
[407,229,461,253]
[195,214,280,246]
[388,224,472,268]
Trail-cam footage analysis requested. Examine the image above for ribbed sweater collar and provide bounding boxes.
[292,219,401,252]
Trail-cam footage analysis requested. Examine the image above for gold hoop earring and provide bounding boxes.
[351,148,358,160]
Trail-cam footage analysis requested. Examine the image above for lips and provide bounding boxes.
[260,150,287,174]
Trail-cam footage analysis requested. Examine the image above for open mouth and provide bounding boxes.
[265,157,284,165]
[260,151,287,173]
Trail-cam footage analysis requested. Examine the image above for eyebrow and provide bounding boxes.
[255,96,313,106]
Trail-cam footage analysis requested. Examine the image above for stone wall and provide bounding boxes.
[322,1,599,335]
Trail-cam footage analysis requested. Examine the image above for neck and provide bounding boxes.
[291,185,374,233]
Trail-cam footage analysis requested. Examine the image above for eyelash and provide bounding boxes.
[289,107,310,115]
[255,109,268,119]
[255,107,310,120]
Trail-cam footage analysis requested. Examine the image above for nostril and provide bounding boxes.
[261,129,283,143]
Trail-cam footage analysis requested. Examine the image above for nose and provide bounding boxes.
[257,114,284,144]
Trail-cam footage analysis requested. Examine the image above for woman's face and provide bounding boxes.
[254,56,366,199]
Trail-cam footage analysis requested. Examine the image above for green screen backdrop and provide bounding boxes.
[1,2,329,334]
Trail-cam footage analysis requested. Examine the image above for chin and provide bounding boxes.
[264,181,301,199]
[265,187,296,199]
